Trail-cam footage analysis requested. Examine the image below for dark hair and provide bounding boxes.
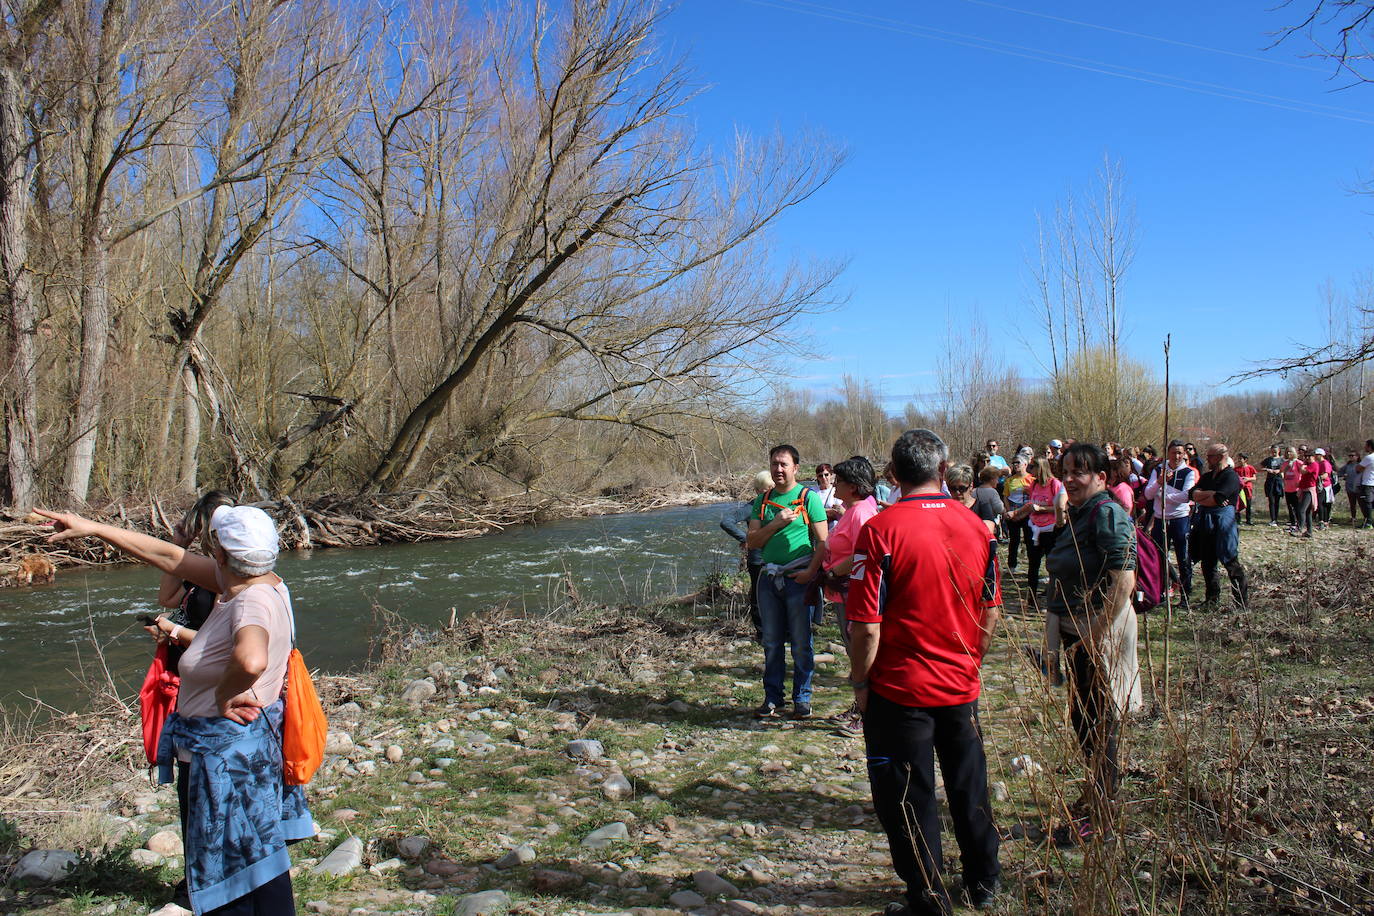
[1366,439,1374,452]
[890,428,947,487]
[1142,445,1157,458]
[1110,456,1133,482]
[1062,442,1110,477]
[978,465,1001,485]
[815,463,834,476]
[833,458,875,498]
[1237,452,1248,461]
[769,444,800,465]
[1167,439,1185,450]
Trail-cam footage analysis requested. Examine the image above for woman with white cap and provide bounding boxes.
[35,504,310,915]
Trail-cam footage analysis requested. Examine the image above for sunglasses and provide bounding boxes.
[949,485,971,493]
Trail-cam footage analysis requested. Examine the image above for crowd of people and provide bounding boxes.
[721,431,1374,915]
[22,430,1372,916]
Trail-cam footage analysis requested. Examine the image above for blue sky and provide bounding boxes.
[657,0,1374,405]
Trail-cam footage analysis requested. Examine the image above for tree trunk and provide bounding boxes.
[64,242,110,503]
[0,59,38,510]
[178,360,200,495]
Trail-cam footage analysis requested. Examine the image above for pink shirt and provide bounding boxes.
[1109,482,1134,513]
[1028,478,1063,528]
[176,581,294,718]
[823,496,879,602]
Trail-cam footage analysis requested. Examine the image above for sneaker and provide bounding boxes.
[833,710,864,738]
[792,702,813,719]
[753,702,781,719]
[1269,521,1278,527]
[966,877,1003,910]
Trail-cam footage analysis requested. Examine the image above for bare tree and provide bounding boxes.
[156,0,355,497]
[0,0,61,509]
[1023,156,1138,441]
[351,0,843,494]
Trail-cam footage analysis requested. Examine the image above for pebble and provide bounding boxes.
[400,678,437,705]
[668,889,707,908]
[566,738,605,759]
[324,730,355,755]
[452,889,510,916]
[666,700,690,714]
[494,844,536,869]
[148,905,193,916]
[130,848,164,867]
[398,835,431,860]
[694,870,740,896]
[602,774,634,800]
[146,829,184,857]
[1010,755,1043,776]
[370,858,405,874]
[332,702,363,721]
[312,836,364,876]
[581,821,630,848]
[430,736,456,751]
[407,772,427,784]
[991,780,1010,802]
[13,849,79,883]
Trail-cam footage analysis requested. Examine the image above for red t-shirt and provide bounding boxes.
[1300,461,1320,491]
[845,493,1001,708]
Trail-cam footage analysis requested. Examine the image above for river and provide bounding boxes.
[0,502,742,712]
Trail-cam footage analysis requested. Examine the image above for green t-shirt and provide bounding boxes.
[749,484,826,565]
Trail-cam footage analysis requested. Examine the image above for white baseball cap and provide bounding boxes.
[1314,447,1326,455]
[1049,439,1063,448]
[210,505,279,567]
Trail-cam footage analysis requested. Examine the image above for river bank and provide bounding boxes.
[0,478,739,587]
[1,526,1370,915]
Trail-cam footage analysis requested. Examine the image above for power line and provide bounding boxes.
[956,0,1329,74]
[742,0,1374,126]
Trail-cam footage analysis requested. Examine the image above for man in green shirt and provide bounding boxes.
[746,444,829,718]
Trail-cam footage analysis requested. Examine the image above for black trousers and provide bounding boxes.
[864,690,1000,916]
[1005,516,1029,569]
[1062,630,1120,806]
[1265,479,1283,524]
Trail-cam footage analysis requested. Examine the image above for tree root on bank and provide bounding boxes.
[0,479,736,586]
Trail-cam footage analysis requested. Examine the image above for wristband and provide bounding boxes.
[170,625,183,642]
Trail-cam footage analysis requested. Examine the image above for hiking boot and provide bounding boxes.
[965,877,1003,910]
[753,702,781,719]
[792,702,813,719]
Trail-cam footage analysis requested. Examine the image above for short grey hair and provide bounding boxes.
[945,464,974,488]
[891,428,948,487]
[751,470,773,494]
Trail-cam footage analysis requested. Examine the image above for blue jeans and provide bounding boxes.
[757,572,815,707]
[1151,516,1192,594]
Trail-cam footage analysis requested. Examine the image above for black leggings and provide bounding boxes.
[1025,527,1059,597]
[1288,491,1313,534]
[1266,484,1282,524]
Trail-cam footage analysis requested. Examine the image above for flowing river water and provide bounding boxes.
[0,503,741,712]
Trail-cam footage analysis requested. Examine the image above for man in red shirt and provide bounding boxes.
[846,429,1002,916]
